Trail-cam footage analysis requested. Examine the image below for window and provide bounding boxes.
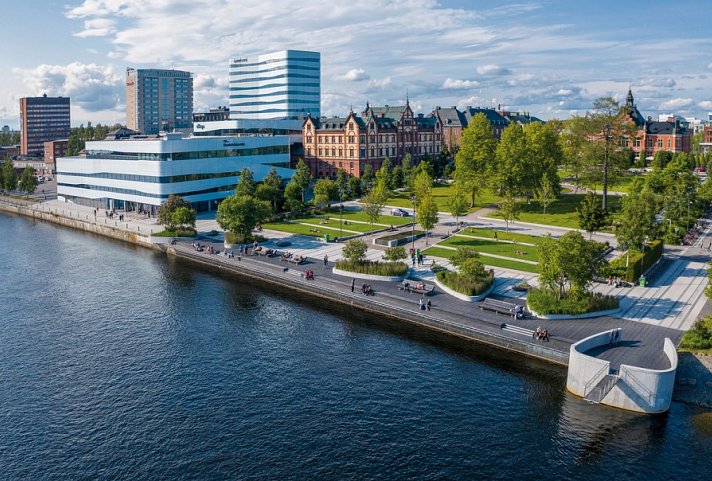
[349,122,354,129]
[360,135,365,143]
[307,124,311,131]
[349,136,354,144]
[306,136,312,143]
[370,148,374,157]
[360,148,366,157]
[379,148,383,156]
[634,138,641,148]
[667,139,671,148]
[332,148,336,156]
[349,148,354,158]
[332,136,336,143]
[370,135,375,143]
[338,148,343,157]
[318,148,322,156]
[657,139,663,148]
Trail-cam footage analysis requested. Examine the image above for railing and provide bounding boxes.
[620,368,655,406]
[583,363,610,397]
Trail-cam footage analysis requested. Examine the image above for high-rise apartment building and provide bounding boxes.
[229,50,320,120]
[126,68,193,134]
[20,95,70,157]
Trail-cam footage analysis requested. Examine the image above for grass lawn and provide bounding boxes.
[385,183,501,212]
[424,246,539,273]
[486,193,622,230]
[329,210,412,226]
[558,168,645,194]
[440,236,539,263]
[460,227,546,245]
[264,212,407,237]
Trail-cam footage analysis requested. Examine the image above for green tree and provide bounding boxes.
[384,246,407,261]
[313,178,339,209]
[451,247,487,279]
[291,159,312,203]
[362,183,387,225]
[360,164,374,192]
[348,176,362,198]
[496,195,520,232]
[454,112,496,206]
[652,151,673,170]
[412,169,433,204]
[335,168,350,197]
[171,206,196,230]
[255,168,283,212]
[538,232,603,298]
[577,192,608,239]
[216,194,271,243]
[534,177,557,214]
[18,166,38,194]
[447,183,469,226]
[236,168,256,197]
[283,182,304,212]
[401,153,414,190]
[616,191,658,254]
[375,157,393,192]
[158,195,191,230]
[342,239,368,263]
[1,160,17,191]
[524,122,563,198]
[491,123,530,197]
[416,193,439,245]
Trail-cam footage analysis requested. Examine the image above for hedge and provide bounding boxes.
[435,269,494,296]
[679,315,712,351]
[376,230,425,243]
[608,239,663,282]
[527,288,619,315]
[153,228,197,237]
[334,260,409,277]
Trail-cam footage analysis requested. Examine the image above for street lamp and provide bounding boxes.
[410,194,417,251]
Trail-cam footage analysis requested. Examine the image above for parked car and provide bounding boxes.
[391,208,410,217]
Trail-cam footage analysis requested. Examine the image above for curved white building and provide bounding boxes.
[229,50,320,120]
[56,133,294,213]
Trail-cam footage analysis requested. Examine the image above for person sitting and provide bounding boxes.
[514,304,523,319]
[404,281,411,292]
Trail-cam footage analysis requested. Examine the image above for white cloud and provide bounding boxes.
[442,78,479,89]
[698,100,712,109]
[367,78,392,89]
[659,98,693,110]
[74,18,116,37]
[476,64,511,76]
[12,62,122,112]
[339,68,370,81]
[708,63,712,70]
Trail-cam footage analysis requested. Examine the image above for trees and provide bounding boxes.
[361,164,374,192]
[451,247,487,278]
[447,183,469,226]
[652,151,673,170]
[416,193,439,244]
[616,191,658,253]
[491,123,530,197]
[454,112,496,206]
[534,178,556,215]
[401,153,414,190]
[335,168,350,197]
[362,183,387,226]
[577,192,608,239]
[412,169,433,204]
[538,232,603,298]
[255,168,283,212]
[496,196,520,232]
[216,194,271,243]
[375,157,393,193]
[18,167,38,194]
[342,239,368,263]
[283,182,304,212]
[1,160,16,191]
[158,195,192,230]
[524,122,562,199]
[313,178,339,209]
[384,246,407,262]
[236,168,256,196]
[171,206,196,230]
[291,159,312,203]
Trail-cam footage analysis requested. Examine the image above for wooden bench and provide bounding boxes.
[480,298,517,317]
[398,281,434,295]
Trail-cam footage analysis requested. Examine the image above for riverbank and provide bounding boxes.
[674,352,712,408]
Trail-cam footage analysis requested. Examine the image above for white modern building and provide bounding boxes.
[56,133,294,213]
[229,50,320,120]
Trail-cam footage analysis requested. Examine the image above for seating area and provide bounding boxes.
[280,252,306,264]
[398,281,434,295]
[480,297,518,317]
[253,246,277,257]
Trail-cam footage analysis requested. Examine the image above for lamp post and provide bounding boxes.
[410,194,417,251]
[339,187,343,241]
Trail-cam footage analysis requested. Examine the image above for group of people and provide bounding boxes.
[410,248,425,267]
[305,270,315,280]
[533,326,550,342]
[606,276,628,288]
[403,281,426,293]
[361,284,374,295]
[418,296,432,311]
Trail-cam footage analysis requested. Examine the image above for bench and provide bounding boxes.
[398,281,434,295]
[480,297,517,317]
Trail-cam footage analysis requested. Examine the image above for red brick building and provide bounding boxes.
[44,139,68,172]
[302,101,442,178]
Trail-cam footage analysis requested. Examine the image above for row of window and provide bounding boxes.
[230,99,320,107]
[230,56,320,68]
[85,145,289,161]
[230,64,320,76]
[230,82,320,91]
[229,89,320,99]
[58,183,235,199]
[307,143,440,158]
[229,73,320,84]
[57,171,240,184]
[305,133,441,144]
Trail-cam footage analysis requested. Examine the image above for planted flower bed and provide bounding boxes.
[527,288,619,316]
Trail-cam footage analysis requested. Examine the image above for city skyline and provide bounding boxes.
[1,0,711,127]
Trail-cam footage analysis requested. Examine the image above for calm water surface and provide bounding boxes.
[1,213,711,480]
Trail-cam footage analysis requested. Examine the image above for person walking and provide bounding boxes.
[351,278,355,293]
[419,296,425,311]
[426,299,431,311]
[323,254,329,268]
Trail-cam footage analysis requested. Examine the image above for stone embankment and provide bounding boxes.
[674,353,712,408]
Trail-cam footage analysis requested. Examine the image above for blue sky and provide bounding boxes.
[1,0,711,127]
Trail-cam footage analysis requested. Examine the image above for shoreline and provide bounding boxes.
[0,198,570,366]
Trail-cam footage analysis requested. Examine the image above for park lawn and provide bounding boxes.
[424,246,539,274]
[460,227,546,245]
[386,183,501,212]
[282,217,376,234]
[439,236,539,263]
[332,210,412,226]
[486,193,622,230]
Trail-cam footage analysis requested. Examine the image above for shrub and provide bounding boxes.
[384,246,407,261]
[153,228,197,238]
[225,232,267,244]
[435,269,494,296]
[607,239,663,282]
[679,316,712,351]
[527,288,619,315]
[342,239,368,262]
[334,260,409,277]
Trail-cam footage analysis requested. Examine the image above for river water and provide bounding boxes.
[1,212,711,480]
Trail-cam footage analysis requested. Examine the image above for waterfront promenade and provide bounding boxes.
[0,194,693,371]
